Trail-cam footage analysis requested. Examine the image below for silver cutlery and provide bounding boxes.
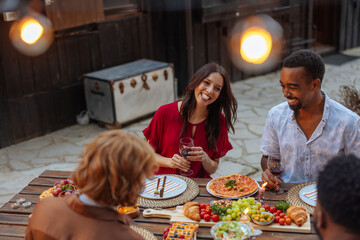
[154,178,161,195]
[159,176,167,198]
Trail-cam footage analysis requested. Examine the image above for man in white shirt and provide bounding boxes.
[260,50,360,189]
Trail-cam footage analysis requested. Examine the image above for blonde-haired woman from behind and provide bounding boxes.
[26,130,157,240]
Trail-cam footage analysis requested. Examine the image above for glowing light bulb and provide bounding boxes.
[240,27,272,64]
[20,18,43,44]
[9,9,53,56]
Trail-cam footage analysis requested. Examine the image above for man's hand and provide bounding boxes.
[261,169,281,190]
[167,154,190,172]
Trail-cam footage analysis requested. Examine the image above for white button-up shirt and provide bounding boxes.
[260,92,360,183]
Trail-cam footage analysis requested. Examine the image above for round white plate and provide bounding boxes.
[139,175,187,200]
[299,183,317,207]
[206,176,259,199]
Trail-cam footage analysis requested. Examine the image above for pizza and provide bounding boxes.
[207,174,258,198]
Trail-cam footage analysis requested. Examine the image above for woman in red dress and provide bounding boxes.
[143,63,237,178]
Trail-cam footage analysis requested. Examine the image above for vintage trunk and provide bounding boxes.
[83,59,175,125]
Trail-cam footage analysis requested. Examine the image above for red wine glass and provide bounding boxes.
[267,156,284,194]
[179,137,194,176]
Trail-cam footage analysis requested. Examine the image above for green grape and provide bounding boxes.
[260,207,266,212]
[244,202,250,207]
[226,209,233,214]
[248,197,255,204]
[231,213,237,219]
[236,216,240,221]
[226,214,232,221]
[233,208,240,213]
[221,215,227,221]
[236,212,241,217]
[256,202,261,207]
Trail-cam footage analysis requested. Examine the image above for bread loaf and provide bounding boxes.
[183,202,201,222]
[286,206,307,227]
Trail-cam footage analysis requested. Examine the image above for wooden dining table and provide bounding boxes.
[0,170,319,239]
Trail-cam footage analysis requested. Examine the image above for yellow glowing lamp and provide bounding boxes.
[20,18,44,44]
[9,10,53,57]
[240,27,272,64]
[228,14,284,74]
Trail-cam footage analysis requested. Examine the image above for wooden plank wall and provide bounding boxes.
[339,0,360,50]
[0,15,151,148]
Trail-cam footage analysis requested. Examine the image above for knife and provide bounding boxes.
[159,176,167,198]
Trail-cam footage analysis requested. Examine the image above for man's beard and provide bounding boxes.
[312,219,323,240]
[288,98,302,111]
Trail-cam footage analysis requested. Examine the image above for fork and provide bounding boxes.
[154,178,161,195]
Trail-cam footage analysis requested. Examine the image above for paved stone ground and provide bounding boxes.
[1,47,359,207]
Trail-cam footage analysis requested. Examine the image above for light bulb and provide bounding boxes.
[20,18,44,44]
[240,27,272,64]
[9,9,53,57]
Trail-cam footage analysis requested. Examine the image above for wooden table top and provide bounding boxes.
[0,170,319,240]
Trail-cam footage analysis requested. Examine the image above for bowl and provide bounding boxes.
[250,212,274,226]
[117,206,140,218]
[210,221,252,240]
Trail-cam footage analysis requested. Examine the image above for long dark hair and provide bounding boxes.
[180,63,237,150]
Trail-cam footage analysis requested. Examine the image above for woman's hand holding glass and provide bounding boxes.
[168,154,190,172]
[186,146,210,162]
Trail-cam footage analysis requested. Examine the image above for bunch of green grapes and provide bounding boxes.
[219,197,261,221]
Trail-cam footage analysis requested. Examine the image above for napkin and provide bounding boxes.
[303,189,317,201]
[144,178,182,196]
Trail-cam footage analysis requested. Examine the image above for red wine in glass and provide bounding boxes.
[269,166,284,177]
[179,137,194,176]
[267,156,284,194]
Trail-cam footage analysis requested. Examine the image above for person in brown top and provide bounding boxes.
[25,130,157,240]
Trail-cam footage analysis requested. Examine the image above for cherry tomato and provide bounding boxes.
[211,214,219,222]
[279,213,285,218]
[275,216,280,223]
[285,218,292,225]
[200,203,206,209]
[200,211,206,219]
[279,218,285,225]
[273,212,278,217]
[284,216,291,220]
[277,210,282,214]
[263,204,270,211]
[203,213,211,222]
[269,206,277,213]
[205,203,210,208]
[205,207,212,214]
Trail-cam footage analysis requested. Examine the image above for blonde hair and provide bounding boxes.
[72,130,157,206]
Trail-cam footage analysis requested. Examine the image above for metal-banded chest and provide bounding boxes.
[84,59,175,125]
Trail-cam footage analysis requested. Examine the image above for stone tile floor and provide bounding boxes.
[1,47,360,207]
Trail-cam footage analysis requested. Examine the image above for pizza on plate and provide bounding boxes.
[208,174,258,198]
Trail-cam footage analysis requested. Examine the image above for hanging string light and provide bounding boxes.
[229,14,284,74]
[9,7,53,57]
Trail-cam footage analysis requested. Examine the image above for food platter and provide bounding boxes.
[139,175,187,200]
[298,183,317,207]
[206,174,259,199]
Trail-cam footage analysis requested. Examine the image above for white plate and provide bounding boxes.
[299,184,317,207]
[206,176,259,199]
[139,175,187,200]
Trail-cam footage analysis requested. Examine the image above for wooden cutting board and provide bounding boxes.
[143,206,311,233]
